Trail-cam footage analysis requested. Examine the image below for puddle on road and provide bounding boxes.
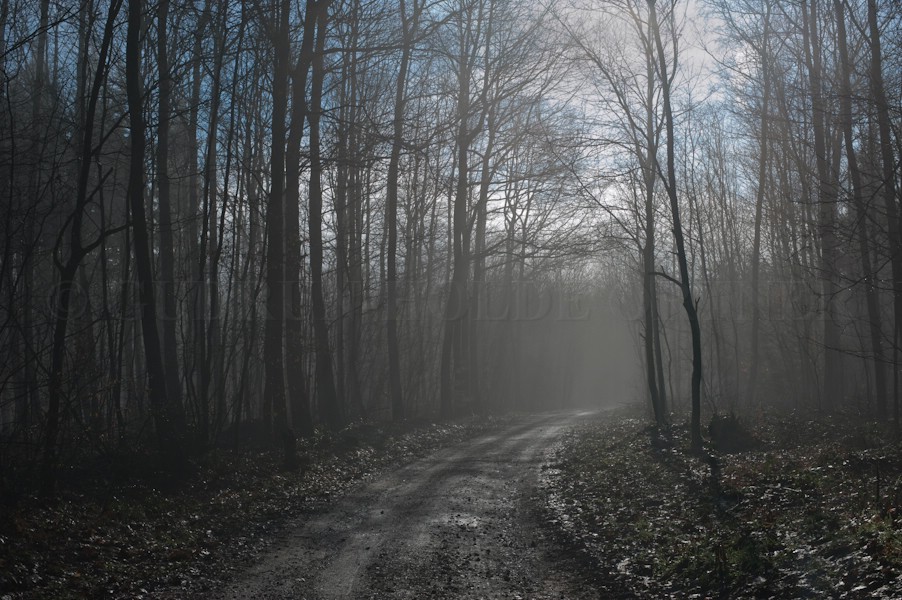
[435,513,481,529]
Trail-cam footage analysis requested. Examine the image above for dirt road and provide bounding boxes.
[215,411,608,599]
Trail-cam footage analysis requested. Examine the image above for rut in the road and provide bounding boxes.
[217,412,608,600]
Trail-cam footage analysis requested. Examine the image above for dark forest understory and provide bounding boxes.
[6,409,902,598]
[546,410,902,599]
[1,416,509,597]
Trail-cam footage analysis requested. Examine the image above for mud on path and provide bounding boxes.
[215,411,609,599]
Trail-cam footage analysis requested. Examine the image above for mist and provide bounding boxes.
[3,0,902,596]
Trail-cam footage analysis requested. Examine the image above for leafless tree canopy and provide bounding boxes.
[2,0,902,491]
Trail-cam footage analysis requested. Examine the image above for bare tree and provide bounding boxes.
[648,0,702,448]
[126,0,184,457]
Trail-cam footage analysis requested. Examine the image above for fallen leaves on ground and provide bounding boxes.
[542,410,902,599]
[0,417,505,599]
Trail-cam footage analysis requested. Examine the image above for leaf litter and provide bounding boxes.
[0,416,507,599]
[541,410,902,599]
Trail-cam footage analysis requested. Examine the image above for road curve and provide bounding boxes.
[214,411,603,600]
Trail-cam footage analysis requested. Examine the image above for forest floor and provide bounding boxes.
[543,408,902,598]
[0,415,511,599]
[7,408,901,599]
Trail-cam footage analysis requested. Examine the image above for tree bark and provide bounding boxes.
[284,0,319,437]
[263,0,290,437]
[126,0,183,457]
[837,0,886,419]
[308,0,343,430]
[867,0,901,423]
[747,2,771,408]
[40,0,122,493]
[649,0,702,449]
[642,17,665,426]
[386,0,420,421]
[155,0,183,412]
[801,0,842,411]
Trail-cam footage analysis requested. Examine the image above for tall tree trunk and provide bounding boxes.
[468,133,490,410]
[211,16,244,439]
[333,77,349,416]
[867,0,901,423]
[346,116,366,418]
[747,2,771,408]
[126,0,183,457]
[263,0,290,437]
[40,0,122,493]
[649,0,702,449]
[642,23,664,426]
[308,0,343,430]
[156,0,183,412]
[386,0,419,421]
[113,202,131,437]
[440,20,473,418]
[331,7,357,420]
[837,0,886,419]
[186,0,211,431]
[196,8,225,444]
[284,0,319,437]
[801,0,842,411]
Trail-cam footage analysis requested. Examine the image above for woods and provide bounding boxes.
[1,0,902,497]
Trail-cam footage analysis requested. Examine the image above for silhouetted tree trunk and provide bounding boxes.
[747,1,771,408]
[649,0,702,449]
[867,0,901,423]
[197,6,226,444]
[40,0,123,493]
[126,0,183,457]
[263,0,290,437]
[308,0,343,430]
[185,0,211,420]
[801,0,842,411]
[386,0,421,422]
[155,0,182,411]
[285,0,319,437]
[440,4,475,417]
[642,18,665,426]
[837,0,886,419]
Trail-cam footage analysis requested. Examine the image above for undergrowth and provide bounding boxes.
[543,410,902,599]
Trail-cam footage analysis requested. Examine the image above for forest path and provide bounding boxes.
[215,411,607,599]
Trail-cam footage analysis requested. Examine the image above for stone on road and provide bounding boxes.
[216,411,603,599]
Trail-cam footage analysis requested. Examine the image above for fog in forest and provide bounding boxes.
[3,0,901,486]
[472,282,642,412]
[4,0,902,595]
[3,0,902,481]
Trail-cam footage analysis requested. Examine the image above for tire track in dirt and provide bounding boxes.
[216,411,603,600]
